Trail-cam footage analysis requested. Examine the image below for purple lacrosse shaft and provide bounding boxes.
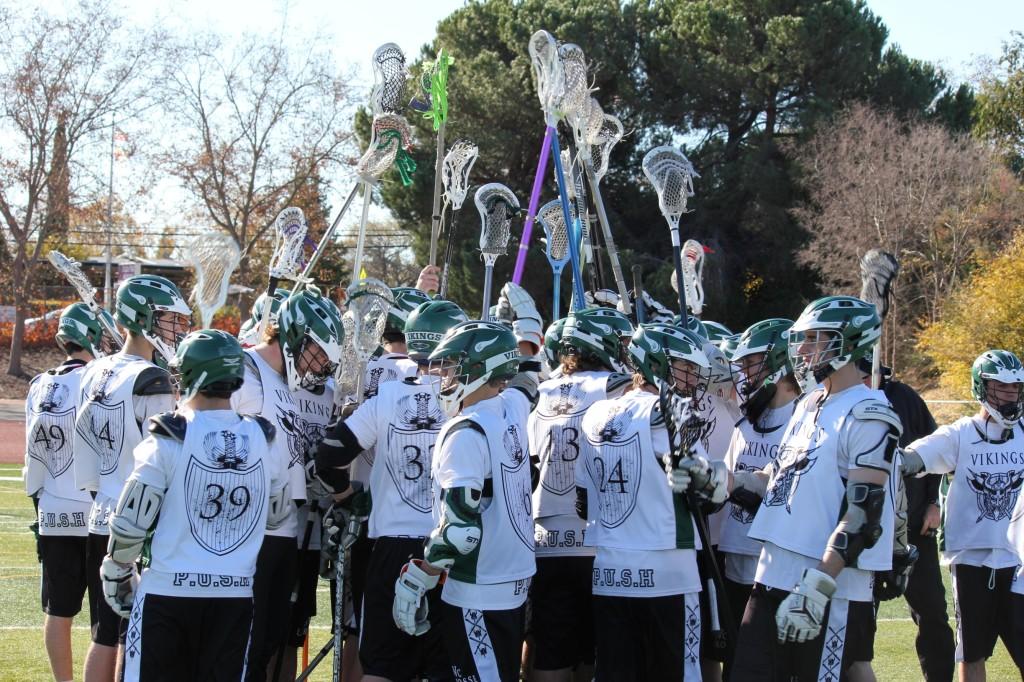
[512,126,554,283]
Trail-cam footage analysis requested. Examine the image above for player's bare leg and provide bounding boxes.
[82,642,117,682]
[43,615,74,681]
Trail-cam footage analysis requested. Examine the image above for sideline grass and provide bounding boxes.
[0,463,1017,680]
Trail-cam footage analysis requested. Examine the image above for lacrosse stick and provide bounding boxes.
[859,249,899,389]
[256,207,310,340]
[47,251,124,348]
[337,279,393,402]
[538,199,570,320]
[187,232,241,328]
[642,146,700,326]
[670,239,706,318]
[351,113,416,284]
[555,147,599,298]
[292,183,362,296]
[475,183,519,320]
[409,48,455,268]
[632,265,646,324]
[369,43,408,116]
[438,139,478,298]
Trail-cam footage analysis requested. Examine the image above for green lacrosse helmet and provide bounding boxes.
[276,288,343,392]
[404,299,469,361]
[971,349,1024,429]
[719,334,740,361]
[627,323,709,396]
[544,318,568,371]
[702,320,733,344]
[673,315,708,339]
[561,307,622,372]
[238,288,291,346]
[788,296,880,384]
[56,303,114,358]
[115,274,192,365]
[386,288,432,337]
[733,318,794,418]
[169,329,245,402]
[428,320,520,417]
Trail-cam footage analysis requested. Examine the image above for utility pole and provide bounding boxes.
[104,118,115,312]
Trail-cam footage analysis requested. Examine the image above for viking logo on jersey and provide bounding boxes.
[763,445,819,513]
[184,430,265,555]
[591,406,628,443]
[277,408,326,468]
[504,425,526,465]
[729,461,760,524]
[37,382,70,412]
[967,469,1024,522]
[546,381,583,415]
[399,392,445,430]
[364,366,397,399]
[89,368,116,402]
[502,424,535,549]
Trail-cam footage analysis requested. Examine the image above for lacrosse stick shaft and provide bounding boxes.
[481,263,495,320]
[255,277,281,342]
[669,227,689,327]
[512,127,554,284]
[295,184,361,294]
[586,166,632,314]
[565,137,599,294]
[332,546,346,682]
[439,210,458,299]
[296,638,333,681]
[351,182,373,284]
[428,122,447,268]
[632,265,646,325]
[550,133,586,310]
[552,274,562,321]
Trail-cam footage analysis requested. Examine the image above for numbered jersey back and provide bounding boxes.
[25,364,91,503]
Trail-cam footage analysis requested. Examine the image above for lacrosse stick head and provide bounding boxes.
[537,199,570,268]
[554,148,580,204]
[48,250,98,307]
[858,249,900,319]
[269,207,309,282]
[475,183,519,261]
[188,232,241,328]
[356,113,415,185]
[642,146,700,224]
[529,30,565,123]
[557,43,590,126]
[581,97,605,145]
[369,43,408,116]
[346,278,394,359]
[441,138,479,210]
[588,113,624,181]
[680,239,706,317]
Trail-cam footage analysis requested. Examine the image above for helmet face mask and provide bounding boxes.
[116,275,192,366]
[788,296,880,386]
[733,319,793,415]
[426,321,520,417]
[277,289,343,393]
[669,358,708,403]
[627,324,709,399]
[972,350,1024,429]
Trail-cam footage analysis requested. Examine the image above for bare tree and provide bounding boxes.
[791,103,1023,372]
[158,33,358,285]
[0,1,167,375]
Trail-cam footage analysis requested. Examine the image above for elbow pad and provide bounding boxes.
[901,449,925,477]
[827,482,886,568]
[107,479,164,564]
[575,486,588,519]
[425,487,482,570]
[267,483,291,530]
[851,401,903,471]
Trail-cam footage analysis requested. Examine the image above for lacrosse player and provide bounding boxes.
[575,323,708,682]
[24,304,113,682]
[232,288,341,682]
[73,275,190,682]
[237,288,291,348]
[685,296,900,681]
[309,298,468,681]
[392,285,543,682]
[527,307,632,681]
[902,349,1024,679]
[100,329,287,681]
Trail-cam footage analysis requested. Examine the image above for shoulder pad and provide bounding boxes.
[447,418,486,438]
[242,352,261,379]
[251,415,276,444]
[606,373,632,396]
[134,366,172,396]
[852,399,903,436]
[148,412,187,442]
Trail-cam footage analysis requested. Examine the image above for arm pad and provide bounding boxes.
[107,479,164,564]
[827,482,885,568]
[424,487,482,570]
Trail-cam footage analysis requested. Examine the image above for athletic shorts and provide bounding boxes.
[86,532,125,646]
[286,549,319,647]
[245,534,297,681]
[345,531,374,635]
[1009,592,1024,670]
[439,600,526,682]
[529,555,595,670]
[730,583,875,681]
[358,536,448,680]
[951,563,1015,663]
[122,591,252,682]
[592,592,701,682]
[39,535,87,618]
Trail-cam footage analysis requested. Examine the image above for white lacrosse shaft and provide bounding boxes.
[47,251,125,348]
[351,182,373,285]
[583,165,631,313]
[294,183,361,296]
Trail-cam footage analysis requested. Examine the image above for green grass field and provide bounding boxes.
[0,462,1018,681]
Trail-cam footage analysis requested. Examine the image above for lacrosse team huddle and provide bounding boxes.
[22,30,1024,682]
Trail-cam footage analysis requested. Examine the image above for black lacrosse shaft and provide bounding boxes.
[632,265,646,324]
[439,209,458,299]
[670,227,689,327]
[295,638,334,681]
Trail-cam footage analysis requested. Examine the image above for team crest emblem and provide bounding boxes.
[543,381,583,416]
[203,431,250,469]
[76,401,125,475]
[585,431,642,527]
[591,406,629,443]
[538,413,585,496]
[967,469,1024,522]
[37,382,70,412]
[28,403,76,478]
[763,445,818,513]
[184,454,266,555]
[89,368,117,403]
[500,454,534,549]
[364,366,397,399]
[504,425,526,465]
[397,392,445,431]
[277,408,326,468]
[385,424,436,513]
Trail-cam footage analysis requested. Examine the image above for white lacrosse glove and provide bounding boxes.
[585,289,621,309]
[100,556,138,619]
[393,559,441,636]
[322,496,369,554]
[663,455,729,503]
[498,282,543,351]
[776,568,837,643]
[641,292,675,324]
[662,453,693,494]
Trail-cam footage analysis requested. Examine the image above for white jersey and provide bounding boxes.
[719,402,795,583]
[74,353,172,534]
[350,352,419,486]
[698,394,743,545]
[344,376,446,538]
[131,410,286,598]
[1006,471,1024,594]
[910,414,1023,568]
[433,388,535,610]
[24,360,92,537]
[530,371,628,557]
[232,349,333,540]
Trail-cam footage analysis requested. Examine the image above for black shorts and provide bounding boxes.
[1010,592,1024,670]
[39,535,88,618]
[122,592,252,682]
[529,555,595,670]
[358,536,448,680]
[345,531,374,634]
[439,599,526,682]
[730,583,875,681]
[952,563,1016,663]
[86,532,126,646]
[285,549,319,647]
[592,592,701,682]
[697,546,731,662]
[245,534,297,681]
